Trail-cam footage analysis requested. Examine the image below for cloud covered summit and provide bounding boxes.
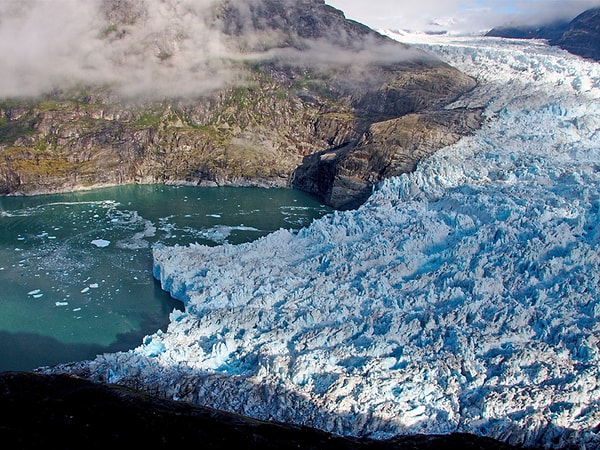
[0,0,426,99]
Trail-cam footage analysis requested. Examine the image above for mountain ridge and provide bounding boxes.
[487,6,600,62]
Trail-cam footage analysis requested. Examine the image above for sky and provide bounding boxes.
[325,0,600,34]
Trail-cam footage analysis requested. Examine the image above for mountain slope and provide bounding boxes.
[485,21,570,41]
[0,0,478,209]
[555,7,600,61]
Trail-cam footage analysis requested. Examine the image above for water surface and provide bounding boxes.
[0,184,331,371]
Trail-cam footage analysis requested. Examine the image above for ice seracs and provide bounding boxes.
[46,35,600,450]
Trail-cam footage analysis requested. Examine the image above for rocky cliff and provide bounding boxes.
[0,0,478,209]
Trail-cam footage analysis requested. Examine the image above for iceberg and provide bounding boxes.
[45,36,600,449]
[91,239,110,248]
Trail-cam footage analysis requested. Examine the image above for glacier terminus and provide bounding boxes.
[45,35,600,449]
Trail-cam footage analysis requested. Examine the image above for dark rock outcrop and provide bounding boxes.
[0,371,534,449]
[0,0,479,208]
[291,108,482,209]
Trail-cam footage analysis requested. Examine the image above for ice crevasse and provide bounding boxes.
[50,37,600,449]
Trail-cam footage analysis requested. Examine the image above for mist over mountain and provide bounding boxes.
[485,20,571,41]
[0,0,425,100]
[0,0,478,209]
[555,7,600,61]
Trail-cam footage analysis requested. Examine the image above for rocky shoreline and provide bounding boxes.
[0,96,480,210]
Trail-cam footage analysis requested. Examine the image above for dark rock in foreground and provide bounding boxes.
[0,371,533,449]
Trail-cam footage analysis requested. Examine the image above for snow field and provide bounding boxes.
[54,37,600,449]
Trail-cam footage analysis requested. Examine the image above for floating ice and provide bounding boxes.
[27,289,41,296]
[114,212,156,250]
[55,301,68,307]
[91,239,110,248]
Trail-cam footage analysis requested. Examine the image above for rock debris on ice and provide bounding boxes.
[46,37,600,450]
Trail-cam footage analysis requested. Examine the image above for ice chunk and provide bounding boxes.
[142,336,166,357]
[91,239,110,248]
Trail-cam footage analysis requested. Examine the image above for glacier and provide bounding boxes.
[45,36,600,449]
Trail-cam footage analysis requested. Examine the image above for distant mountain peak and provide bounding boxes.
[486,5,600,61]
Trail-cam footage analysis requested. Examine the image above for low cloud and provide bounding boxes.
[0,0,425,101]
[0,0,238,99]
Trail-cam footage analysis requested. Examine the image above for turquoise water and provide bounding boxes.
[0,184,332,371]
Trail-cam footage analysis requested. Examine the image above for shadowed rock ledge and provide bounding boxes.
[0,371,534,449]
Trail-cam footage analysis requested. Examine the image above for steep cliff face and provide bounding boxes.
[0,0,479,207]
[0,79,337,194]
[291,108,482,209]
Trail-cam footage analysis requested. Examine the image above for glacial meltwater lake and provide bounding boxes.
[0,184,332,372]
